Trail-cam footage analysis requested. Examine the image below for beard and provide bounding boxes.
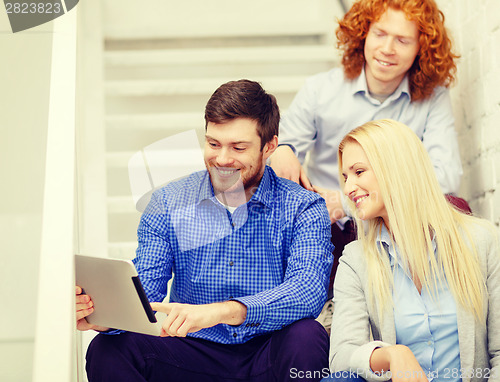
[205,157,265,203]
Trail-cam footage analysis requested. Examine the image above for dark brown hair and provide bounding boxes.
[205,79,280,149]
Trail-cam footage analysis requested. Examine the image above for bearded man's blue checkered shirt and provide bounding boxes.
[132,166,334,344]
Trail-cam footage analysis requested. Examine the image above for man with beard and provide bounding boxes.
[77,79,334,382]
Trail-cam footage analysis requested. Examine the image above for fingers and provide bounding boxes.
[166,314,188,337]
[279,165,307,187]
[160,328,169,337]
[76,285,92,315]
[76,294,94,320]
[76,303,94,331]
[299,170,313,191]
[311,184,324,194]
[150,302,172,314]
[75,285,94,328]
[269,146,303,184]
[152,303,185,337]
[75,285,110,332]
[272,163,300,183]
[290,172,301,185]
[175,322,191,337]
[154,303,205,337]
[312,187,346,223]
[159,309,188,337]
[76,304,93,320]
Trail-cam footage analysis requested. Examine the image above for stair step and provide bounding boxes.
[108,211,141,243]
[108,242,137,260]
[105,76,308,97]
[106,112,204,130]
[105,22,330,41]
[105,45,338,67]
[106,151,205,169]
[108,196,137,213]
[102,0,332,40]
[106,145,205,210]
[104,45,339,80]
[105,113,206,151]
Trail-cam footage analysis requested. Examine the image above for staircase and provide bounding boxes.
[99,0,343,261]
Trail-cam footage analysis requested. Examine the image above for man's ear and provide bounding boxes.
[263,135,278,159]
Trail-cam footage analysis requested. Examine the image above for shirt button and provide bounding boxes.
[424,313,429,320]
[229,261,234,266]
[233,333,237,338]
[427,341,432,346]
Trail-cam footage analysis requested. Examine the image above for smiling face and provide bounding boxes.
[364,7,420,96]
[341,141,388,227]
[204,118,277,204]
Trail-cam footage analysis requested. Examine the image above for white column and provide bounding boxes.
[32,7,78,382]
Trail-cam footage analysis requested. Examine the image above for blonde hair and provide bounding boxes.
[338,119,486,320]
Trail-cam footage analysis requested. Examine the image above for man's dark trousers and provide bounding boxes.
[86,318,329,382]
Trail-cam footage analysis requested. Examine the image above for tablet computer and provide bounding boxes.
[75,254,163,336]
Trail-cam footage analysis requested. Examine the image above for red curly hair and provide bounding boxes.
[336,0,459,101]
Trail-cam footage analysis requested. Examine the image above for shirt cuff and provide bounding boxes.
[350,341,392,382]
[232,294,267,331]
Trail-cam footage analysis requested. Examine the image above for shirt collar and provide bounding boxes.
[247,166,274,208]
[196,166,274,208]
[352,67,370,96]
[352,66,412,102]
[197,170,216,202]
[376,224,396,265]
[376,224,437,267]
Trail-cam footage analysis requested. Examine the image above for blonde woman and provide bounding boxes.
[323,119,500,382]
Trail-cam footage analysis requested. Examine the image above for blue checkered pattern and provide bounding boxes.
[133,166,334,344]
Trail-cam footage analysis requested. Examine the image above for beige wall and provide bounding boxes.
[0,9,53,382]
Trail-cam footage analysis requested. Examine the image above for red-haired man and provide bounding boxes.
[271,0,466,302]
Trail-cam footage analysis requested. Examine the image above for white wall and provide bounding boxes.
[0,10,53,382]
[437,0,500,224]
